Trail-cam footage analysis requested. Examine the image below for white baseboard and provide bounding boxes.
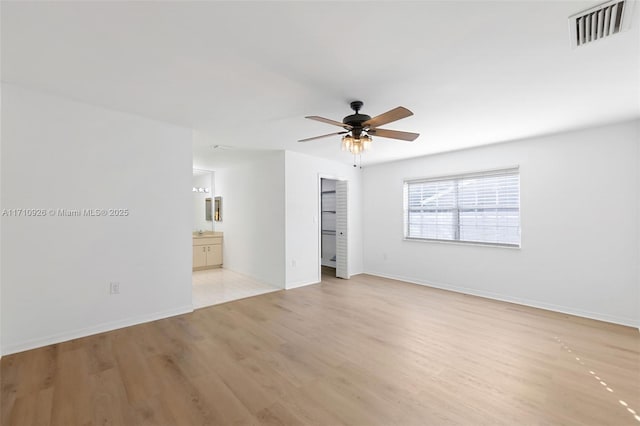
[286,280,319,290]
[2,304,194,356]
[366,271,639,328]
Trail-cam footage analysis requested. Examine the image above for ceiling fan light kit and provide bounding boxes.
[299,100,419,166]
[341,134,372,154]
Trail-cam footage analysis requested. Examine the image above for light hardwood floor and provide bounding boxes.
[2,273,639,425]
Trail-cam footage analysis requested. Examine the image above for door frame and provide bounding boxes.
[317,173,349,283]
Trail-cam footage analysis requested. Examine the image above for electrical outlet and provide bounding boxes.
[291,259,297,267]
[383,253,388,261]
[109,282,120,295]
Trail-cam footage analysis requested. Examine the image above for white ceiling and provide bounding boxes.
[2,1,639,169]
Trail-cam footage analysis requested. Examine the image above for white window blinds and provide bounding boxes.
[404,168,520,246]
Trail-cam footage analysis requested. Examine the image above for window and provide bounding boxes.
[404,168,520,247]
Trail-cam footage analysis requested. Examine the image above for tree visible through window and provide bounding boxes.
[404,168,520,246]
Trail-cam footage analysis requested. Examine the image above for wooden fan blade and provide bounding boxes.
[368,128,419,141]
[305,116,352,129]
[363,107,413,128]
[298,131,347,142]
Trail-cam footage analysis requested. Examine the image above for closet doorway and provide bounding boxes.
[319,176,349,280]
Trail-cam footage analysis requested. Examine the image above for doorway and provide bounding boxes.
[191,168,278,308]
[319,176,349,280]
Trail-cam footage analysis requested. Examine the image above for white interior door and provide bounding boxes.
[335,180,349,279]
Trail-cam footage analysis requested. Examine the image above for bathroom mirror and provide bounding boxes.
[214,196,222,222]
[193,169,214,231]
[205,198,212,221]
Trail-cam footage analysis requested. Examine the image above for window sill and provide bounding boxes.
[403,237,521,250]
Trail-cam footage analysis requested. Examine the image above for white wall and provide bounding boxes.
[284,151,363,289]
[214,152,286,288]
[637,120,640,330]
[1,84,193,354]
[363,120,640,327]
[0,73,3,356]
[192,172,214,232]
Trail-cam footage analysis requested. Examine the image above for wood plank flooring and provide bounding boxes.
[2,273,639,425]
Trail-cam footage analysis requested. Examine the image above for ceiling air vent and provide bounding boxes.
[569,0,632,47]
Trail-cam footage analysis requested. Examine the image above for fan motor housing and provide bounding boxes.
[342,113,371,128]
[343,101,370,134]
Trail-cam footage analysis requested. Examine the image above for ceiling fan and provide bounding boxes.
[298,101,419,155]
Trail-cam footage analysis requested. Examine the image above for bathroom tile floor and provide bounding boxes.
[192,268,281,309]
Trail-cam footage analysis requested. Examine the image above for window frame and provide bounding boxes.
[403,167,521,248]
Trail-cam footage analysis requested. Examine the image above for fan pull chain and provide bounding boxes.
[353,153,363,169]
